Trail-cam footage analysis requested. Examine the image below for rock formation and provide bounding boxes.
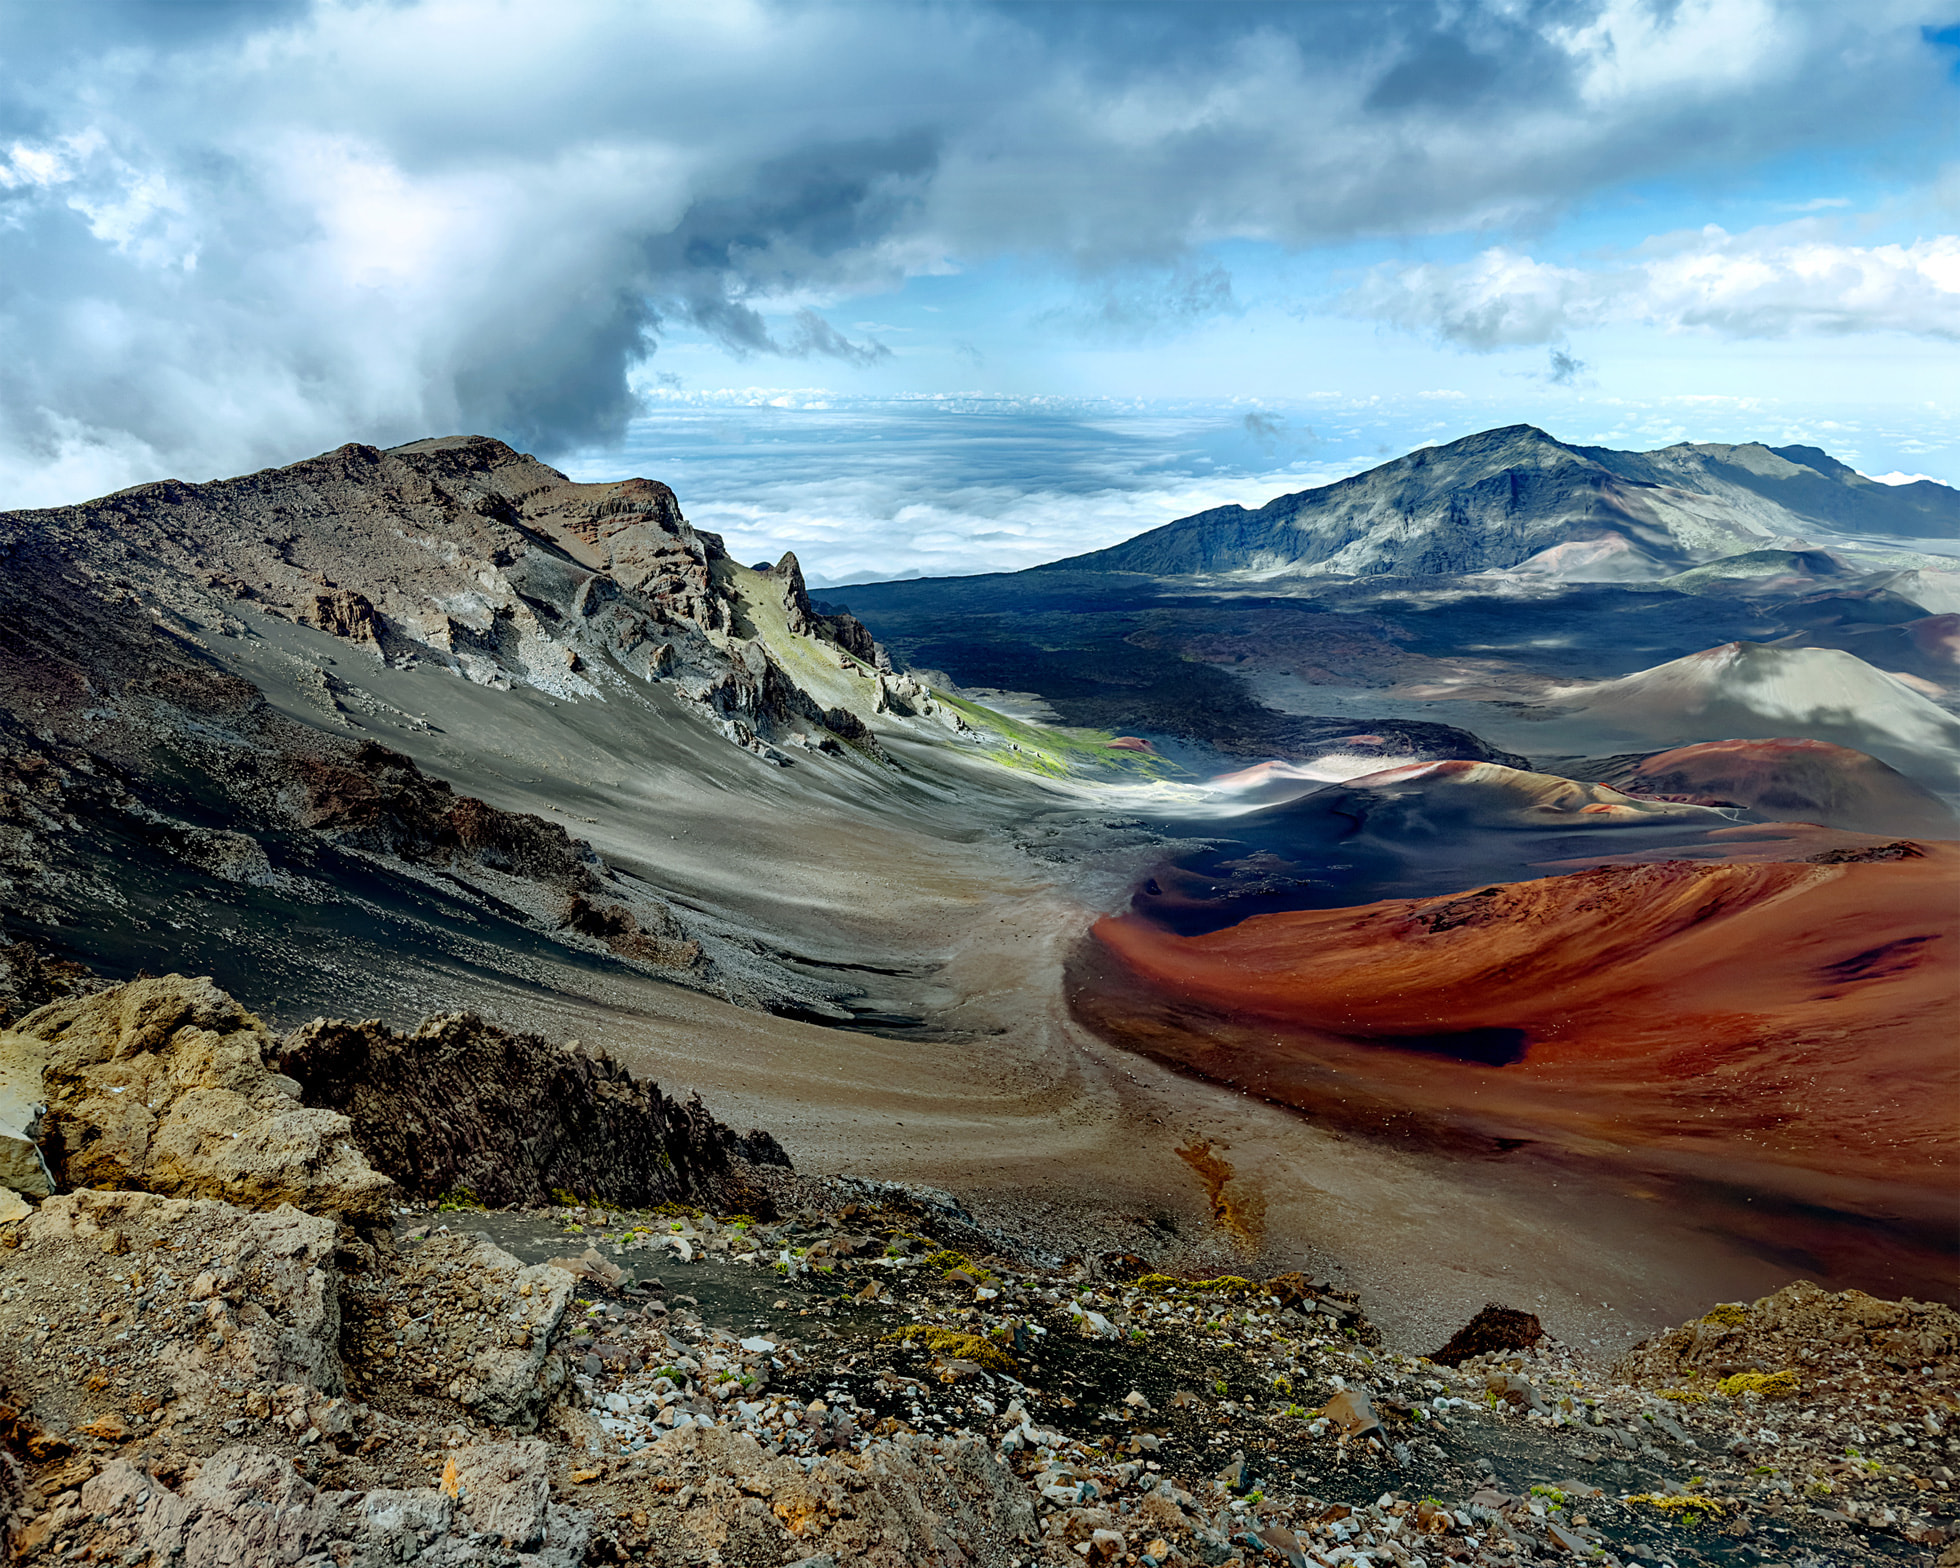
[2,976,395,1221]
[275,1010,789,1211]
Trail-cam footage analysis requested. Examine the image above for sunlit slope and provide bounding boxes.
[1548,642,1960,790]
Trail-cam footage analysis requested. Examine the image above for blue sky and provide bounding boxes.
[2,1,1956,577]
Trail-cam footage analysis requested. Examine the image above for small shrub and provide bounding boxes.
[882,1325,1015,1373]
[1627,1493,1726,1525]
[1715,1370,1799,1399]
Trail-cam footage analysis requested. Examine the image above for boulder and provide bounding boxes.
[1486,1372,1549,1414]
[629,1423,1038,1568]
[351,1233,575,1432]
[0,1031,51,1199]
[1430,1303,1545,1367]
[4,975,395,1221]
[1320,1387,1383,1439]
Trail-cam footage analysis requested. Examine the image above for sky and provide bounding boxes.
[2,0,1957,582]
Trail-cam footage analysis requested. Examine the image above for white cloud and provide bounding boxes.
[1344,224,1960,347]
[0,0,1953,506]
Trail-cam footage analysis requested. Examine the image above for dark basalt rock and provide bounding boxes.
[275,1011,790,1211]
[1807,839,1926,864]
[292,740,599,886]
[1431,1304,1546,1367]
[0,928,105,1028]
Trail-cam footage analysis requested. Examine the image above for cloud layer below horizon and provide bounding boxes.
[0,0,1955,529]
[560,390,1960,586]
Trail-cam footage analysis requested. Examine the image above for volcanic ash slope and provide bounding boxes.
[1569,737,1960,838]
[1084,842,1958,1203]
[1545,642,1960,790]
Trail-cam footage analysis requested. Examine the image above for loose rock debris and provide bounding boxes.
[5,1180,1956,1567]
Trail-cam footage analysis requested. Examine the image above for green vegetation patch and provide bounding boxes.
[935,691,1185,782]
[882,1325,1015,1373]
[923,1249,992,1280]
[1627,1493,1726,1527]
[1715,1370,1799,1399]
[1133,1272,1260,1299]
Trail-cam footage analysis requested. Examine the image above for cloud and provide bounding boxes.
[0,0,1953,502]
[1035,261,1240,341]
[560,389,1960,583]
[1343,225,1960,347]
[1546,348,1590,385]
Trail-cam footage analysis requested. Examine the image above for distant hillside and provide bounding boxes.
[1050,425,1958,582]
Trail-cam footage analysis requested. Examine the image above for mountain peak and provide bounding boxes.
[1048,422,1954,582]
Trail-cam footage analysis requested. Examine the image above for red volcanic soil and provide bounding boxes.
[1081,847,1960,1214]
[1104,736,1155,752]
[1595,737,1958,837]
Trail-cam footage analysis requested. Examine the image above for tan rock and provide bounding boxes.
[8,975,394,1220]
[5,1189,346,1424]
[0,1028,52,1198]
[632,1424,1038,1568]
[78,1442,593,1568]
[1322,1387,1384,1438]
[355,1233,575,1432]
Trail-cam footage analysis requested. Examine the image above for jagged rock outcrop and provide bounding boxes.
[74,1442,591,1568]
[765,551,881,663]
[274,1010,790,1210]
[1,976,395,1219]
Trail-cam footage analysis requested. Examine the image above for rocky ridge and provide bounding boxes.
[0,434,922,758]
[1055,426,1957,582]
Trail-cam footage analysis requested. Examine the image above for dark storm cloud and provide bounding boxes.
[0,0,1951,502]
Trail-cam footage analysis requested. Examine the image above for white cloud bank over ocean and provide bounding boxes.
[558,389,1960,586]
